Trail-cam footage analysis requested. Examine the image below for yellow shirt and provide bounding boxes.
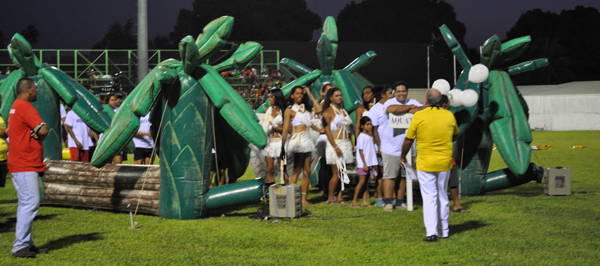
[0,116,7,161]
[405,107,458,172]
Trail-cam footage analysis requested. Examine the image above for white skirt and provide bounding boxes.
[326,138,354,165]
[264,137,282,158]
[286,131,315,154]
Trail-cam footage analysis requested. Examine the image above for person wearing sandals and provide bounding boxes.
[281,86,319,206]
[322,87,355,204]
[260,88,288,183]
[350,116,378,208]
[440,95,467,213]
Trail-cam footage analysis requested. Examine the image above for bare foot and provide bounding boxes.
[303,201,314,206]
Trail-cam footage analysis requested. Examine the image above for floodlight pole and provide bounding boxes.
[137,0,148,84]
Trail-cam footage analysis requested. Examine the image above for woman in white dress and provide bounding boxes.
[281,86,319,206]
[260,88,288,183]
[321,87,355,204]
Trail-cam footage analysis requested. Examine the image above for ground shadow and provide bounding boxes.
[0,199,17,205]
[39,232,103,251]
[486,183,545,197]
[0,214,57,234]
[448,220,488,236]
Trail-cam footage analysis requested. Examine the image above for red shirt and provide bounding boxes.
[8,99,46,173]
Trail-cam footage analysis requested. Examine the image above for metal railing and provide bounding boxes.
[0,49,280,90]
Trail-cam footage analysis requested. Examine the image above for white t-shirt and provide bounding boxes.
[60,105,66,123]
[65,111,92,150]
[379,98,423,156]
[368,102,385,128]
[133,113,154,149]
[356,133,378,168]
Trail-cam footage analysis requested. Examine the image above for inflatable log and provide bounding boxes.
[43,160,160,215]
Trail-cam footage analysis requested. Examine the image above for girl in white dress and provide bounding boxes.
[350,116,378,208]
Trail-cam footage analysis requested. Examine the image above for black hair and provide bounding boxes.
[104,93,116,103]
[359,116,372,133]
[16,78,35,95]
[270,88,286,113]
[362,86,374,110]
[320,83,334,101]
[393,80,409,92]
[286,85,312,109]
[440,94,449,107]
[373,84,391,103]
[320,87,343,128]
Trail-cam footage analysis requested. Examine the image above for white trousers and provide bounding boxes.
[417,170,450,238]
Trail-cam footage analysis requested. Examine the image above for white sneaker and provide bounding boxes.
[395,203,407,210]
[383,203,394,212]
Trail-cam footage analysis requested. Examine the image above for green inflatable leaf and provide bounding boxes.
[0,70,26,120]
[8,33,41,77]
[343,51,377,73]
[332,70,363,112]
[195,16,233,63]
[280,58,314,76]
[488,71,532,175]
[198,65,266,149]
[507,58,549,76]
[91,105,141,167]
[480,35,501,68]
[316,35,335,76]
[498,36,531,66]
[439,25,472,69]
[322,16,338,43]
[179,36,201,76]
[212,42,263,72]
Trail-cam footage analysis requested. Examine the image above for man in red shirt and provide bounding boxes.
[8,78,49,258]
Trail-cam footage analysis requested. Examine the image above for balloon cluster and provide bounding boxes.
[431,64,489,108]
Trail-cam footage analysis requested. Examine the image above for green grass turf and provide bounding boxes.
[1,131,599,264]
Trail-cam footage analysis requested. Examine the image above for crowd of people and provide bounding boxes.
[3,75,463,258]
[259,82,465,242]
[223,65,285,110]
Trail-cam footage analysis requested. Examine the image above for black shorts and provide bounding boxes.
[134,148,153,160]
[448,164,459,188]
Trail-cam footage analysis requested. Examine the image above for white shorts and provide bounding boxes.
[286,131,315,154]
[263,137,282,158]
[326,138,354,165]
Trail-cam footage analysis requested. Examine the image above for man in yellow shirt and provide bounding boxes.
[400,89,458,242]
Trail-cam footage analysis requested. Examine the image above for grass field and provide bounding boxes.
[1,131,599,265]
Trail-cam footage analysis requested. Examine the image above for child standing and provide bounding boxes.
[350,117,379,208]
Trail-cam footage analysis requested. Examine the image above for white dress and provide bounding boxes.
[260,107,284,158]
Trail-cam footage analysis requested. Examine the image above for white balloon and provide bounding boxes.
[431,79,451,95]
[459,89,479,107]
[468,64,489,83]
[448,89,462,107]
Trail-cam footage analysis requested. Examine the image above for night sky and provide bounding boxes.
[1,0,599,49]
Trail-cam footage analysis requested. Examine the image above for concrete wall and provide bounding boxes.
[524,94,600,131]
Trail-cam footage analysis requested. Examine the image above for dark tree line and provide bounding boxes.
[506,6,600,84]
[167,0,321,48]
[5,1,591,85]
[0,24,40,47]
